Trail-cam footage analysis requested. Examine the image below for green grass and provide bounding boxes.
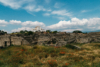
[0,43,100,67]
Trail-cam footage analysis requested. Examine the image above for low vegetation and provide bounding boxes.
[0,30,7,35]
[0,43,100,67]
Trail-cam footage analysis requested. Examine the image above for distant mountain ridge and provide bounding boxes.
[83,30,100,33]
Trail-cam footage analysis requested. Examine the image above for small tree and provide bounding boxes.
[27,31,33,35]
[20,30,25,34]
[73,30,82,33]
[53,31,58,34]
[0,30,7,35]
[46,30,51,33]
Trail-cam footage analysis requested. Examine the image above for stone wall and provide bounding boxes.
[0,35,30,48]
[0,35,10,47]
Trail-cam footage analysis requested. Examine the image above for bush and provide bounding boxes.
[52,31,58,34]
[0,30,7,35]
[73,30,82,33]
[27,31,34,35]
[46,30,51,33]
[65,45,76,49]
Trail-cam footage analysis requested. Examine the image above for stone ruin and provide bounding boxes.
[1,32,100,48]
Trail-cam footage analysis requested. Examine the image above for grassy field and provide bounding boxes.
[0,43,100,67]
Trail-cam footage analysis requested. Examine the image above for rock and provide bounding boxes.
[56,41,67,46]
[76,37,92,43]
[71,45,82,50]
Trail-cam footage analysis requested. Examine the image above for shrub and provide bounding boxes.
[65,45,76,49]
[52,31,58,34]
[73,30,82,33]
[33,45,38,49]
[46,30,51,33]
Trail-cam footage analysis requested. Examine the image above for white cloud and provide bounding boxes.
[0,0,47,12]
[24,5,46,12]
[0,0,34,9]
[34,6,46,12]
[11,18,100,32]
[81,10,91,13]
[47,17,100,32]
[0,20,8,26]
[43,13,50,16]
[11,20,46,32]
[12,27,32,32]
[0,0,72,20]
[10,20,21,25]
[24,5,36,11]
[1,17,100,32]
[21,21,45,27]
[51,10,72,17]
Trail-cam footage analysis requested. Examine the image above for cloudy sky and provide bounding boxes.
[0,0,100,33]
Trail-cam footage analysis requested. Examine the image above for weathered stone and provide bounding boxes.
[71,45,82,50]
[76,37,92,43]
[1,32,100,48]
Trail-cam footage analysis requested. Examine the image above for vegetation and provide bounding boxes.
[73,30,82,33]
[52,31,58,34]
[12,30,34,35]
[46,30,51,33]
[0,43,100,67]
[46,30,59,34]
[0,30,7,35]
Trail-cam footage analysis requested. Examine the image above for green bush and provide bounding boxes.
[73,30,82,33]
[65,45,76,49]
[46,30,51,33]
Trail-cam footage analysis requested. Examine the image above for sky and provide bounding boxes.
[0,0,100,33]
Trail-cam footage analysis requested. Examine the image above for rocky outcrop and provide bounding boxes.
[1,32,100,47]
[23,32,100,46]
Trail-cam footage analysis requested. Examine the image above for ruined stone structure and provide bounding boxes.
[1,32,100,48]
[0,34,29,48]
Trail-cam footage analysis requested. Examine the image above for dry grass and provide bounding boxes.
[0,43,100,67]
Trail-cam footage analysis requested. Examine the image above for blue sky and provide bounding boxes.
[0,0,100,33]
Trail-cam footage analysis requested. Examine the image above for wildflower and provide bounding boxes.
[65,63,69,65]
[59,51,66,55]
[47,60,58,67]
[21,49,24,52]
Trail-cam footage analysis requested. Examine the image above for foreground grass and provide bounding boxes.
[0,43,100,67]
